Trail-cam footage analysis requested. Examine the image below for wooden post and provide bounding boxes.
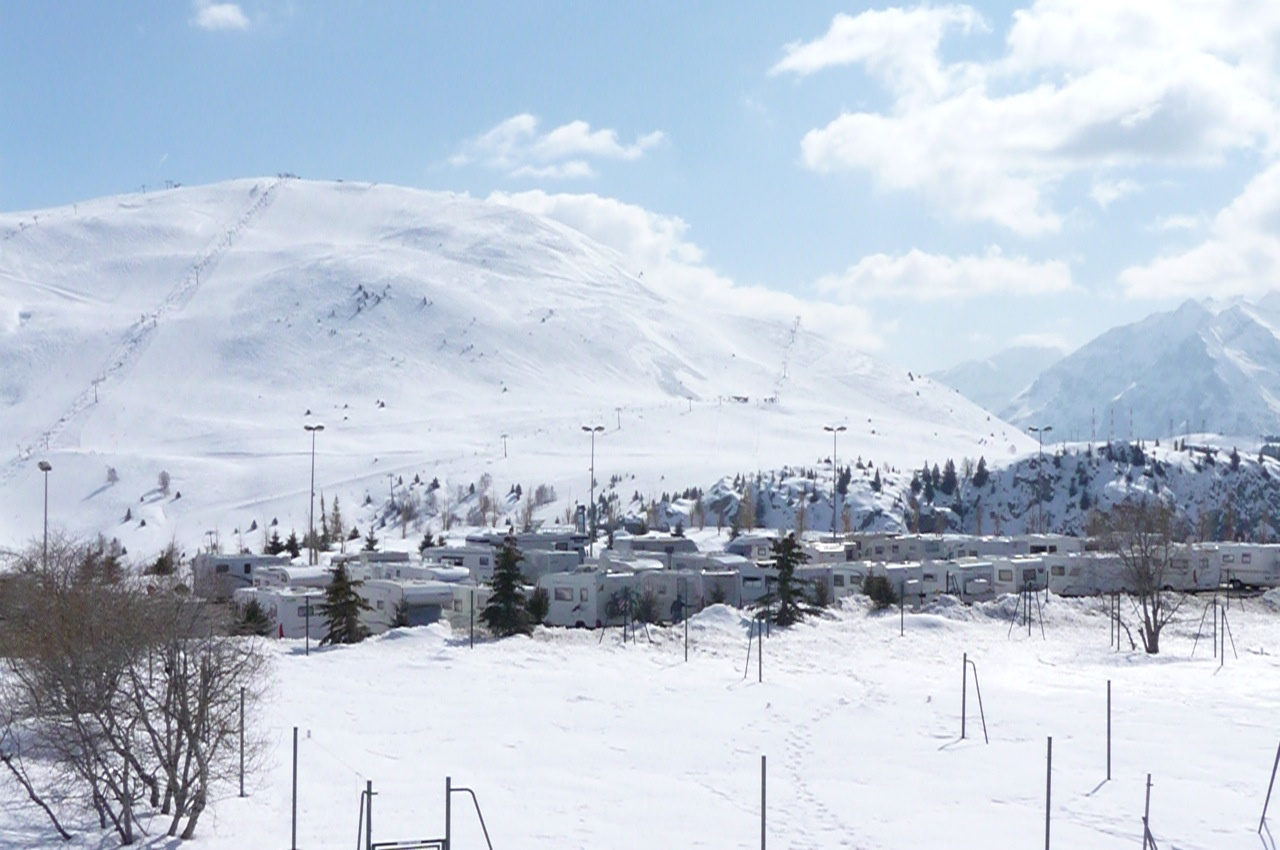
[239,687,246,797]
[1259,740,1280,833]
[365,779,374,850]
[291,727,298,850]
[1106,680,1112,781]
[961,652,968,740]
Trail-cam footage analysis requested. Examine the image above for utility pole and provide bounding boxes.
[582,425,604,555]
[823,425,846,541]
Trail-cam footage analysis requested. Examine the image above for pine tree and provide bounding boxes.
[940,459,958,496]
[265,530,285,555]
[480,536,531,637]
[764,533,817,627]
[319,563,372,645]
[284,530,301,558]
[973,456,990,488]
[362,528,379,552]
[232,598,274,636]
[871,469,883,493]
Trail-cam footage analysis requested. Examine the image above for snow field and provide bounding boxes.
[176,595,1280,850]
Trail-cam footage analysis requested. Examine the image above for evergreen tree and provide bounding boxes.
[319,563,372,645]
[362,528,379,552]
[940,459,958,496]
[764,533,817,627]
[264,529,285,555]
[480,536,531,637]
[284,530,301,558]
[973,456,990,488]
[329,496,346,548]
[922,473,935,504]
[319,494,330,549]
[871,469,882,493]
[232,598,274,636]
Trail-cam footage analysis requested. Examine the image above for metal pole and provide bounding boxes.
[1143,773,1153,850]
[1045,736,1052,850]
[1106,680,1112,781]
[445,776,452,850]
[1259,740,1280,833]
[309,429,316,565]
[684,603,688,662]
[305,600,310,657]
[1214,601,1218,658]
[239,687,245,797]
[758,618,763,683]
[365,779,373,850]
[961,652,968,740]
[41,467,49,570]
[760,755,766,850]
[899,582,904,636]
[291,727,298,850]
[470,588,475,649]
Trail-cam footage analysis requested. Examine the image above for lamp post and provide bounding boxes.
[37,460,51,569]
[1028,425,1053,534]
[823,425,846,541]
[304,424,325,565]
[582,425,604,555]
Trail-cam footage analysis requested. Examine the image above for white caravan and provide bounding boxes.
[232,586,325,640]
[357,579,457,633]
[990,556,1047,596]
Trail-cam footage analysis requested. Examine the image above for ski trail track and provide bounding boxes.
[3,177,288,481]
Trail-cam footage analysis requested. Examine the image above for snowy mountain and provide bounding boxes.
[0,178,1032,557]
[929,344,1065,415]
[1001,295,1280,441]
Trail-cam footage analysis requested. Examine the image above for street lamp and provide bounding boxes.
[823,426,847,541]
[304,424,325,565]
[582,425,604,555]
[37,460,51,569]
[1028,425,1053,535]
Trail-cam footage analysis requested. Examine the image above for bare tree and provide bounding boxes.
[1089,499,1186,654]
[0,538,269,843]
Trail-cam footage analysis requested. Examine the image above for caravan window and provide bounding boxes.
[874,546,885,556]
[1223,554,1235,564]
[579,588,589,602]
[453,600,462,612]
[1050,565,1065,577]
[554,588,573,602]
[480,556,490,566]
[215,564,229,574]
[297,606,308,617]
[1200,557,1210,568]
[1243,553,1253,564]
[998,569,1013,582]
[834,574,845,587]
[743,577,762,588]
[243,564,251,574]
[376,600,384,611]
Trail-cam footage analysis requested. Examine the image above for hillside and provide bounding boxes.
[1001,295,1280,441]
[0,178,1031,557]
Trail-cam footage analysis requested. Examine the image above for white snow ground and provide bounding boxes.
[4,582,1279,849]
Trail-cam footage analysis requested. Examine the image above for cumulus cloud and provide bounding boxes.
[192,1,249,31]
[776,1,1280,234]
[487,190,883,350]
[815,247,1075,302]
[453,114,664,180]
[1089,177,1140,209]
[1120,162,1280,299]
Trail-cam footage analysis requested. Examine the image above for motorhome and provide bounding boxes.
[990,556,1047,596]
[252,564,332,591]
[192,553,289,600]
[232,585,325,640]
[357,579,456,633]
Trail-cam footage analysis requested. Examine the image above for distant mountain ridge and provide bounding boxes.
[929,344,1065,415]
[1000,294,1280,441]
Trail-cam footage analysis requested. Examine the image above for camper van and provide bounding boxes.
[990,556,1047,596]
[232,586,325,639]
[357,579,456,633]
[192,553,289,600]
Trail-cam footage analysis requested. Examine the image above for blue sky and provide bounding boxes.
[4,1,1278,372]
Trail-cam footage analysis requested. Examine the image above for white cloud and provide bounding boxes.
[777,2,1280,234]
[1089,177,1140,209]
[1009,332,1070,352]
[1148,213,1205,232]
[815,246,1075,301]
[1120,162,1280,299]
[487,190,883,350]
[192,1,249,31]
[454,114,664,180]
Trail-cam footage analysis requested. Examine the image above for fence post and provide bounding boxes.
[291,727,298,850]
[445,775,452,850]
[470,588,475,649]
[760,755,766,850]
[365,779,374,850]
[961,652,968,740]
[1045,736,1052,850]
[758,618,763,683]
[1261,740,1280,833]
[239,687,245,797]
[684,603,689,663]
[1106,680,1112,781]
[1143,773,1153,850]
